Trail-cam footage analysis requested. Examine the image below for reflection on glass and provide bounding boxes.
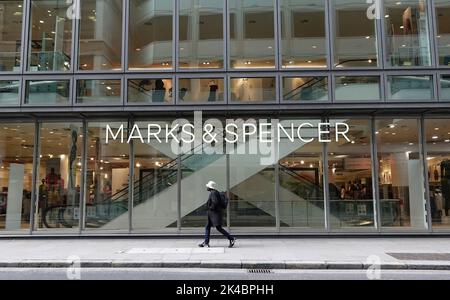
[178,78,224,103]
[78,0,123,71]
[28,0,72,71]
[283,77,328,101]
[77,79,121,104]
[424,119,450,228]
[179,0,224,69]
[328,119,374,228]
[0,123,34,231]
[128,0,173,70]
[0,1,23,72]
[85,122,129,230]
[376,119,427,229]
[280,0,327,68]
[0,81,19,105]
[133,121,178,230]
[387,75,433,100]
[384,0,431,67]
[279,119,325,228]
[333,0,378,67]
[335,76,381,101]
[36,123,83,230]
[230,0,275,69]
[230,77,276,102]
[128,79,172,104]
[435,0,450,66]
[441,75,450,100]
[25,80,70,105]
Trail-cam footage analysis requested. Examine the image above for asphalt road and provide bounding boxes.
[0,268,449,280]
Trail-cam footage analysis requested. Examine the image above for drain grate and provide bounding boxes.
[387,253,450,261]
[248,269,273,274]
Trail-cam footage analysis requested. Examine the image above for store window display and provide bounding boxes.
[0,123,35,231]
[36,123,83,230]
[425,119,450,228]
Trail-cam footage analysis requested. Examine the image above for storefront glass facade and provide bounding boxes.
[0,0,449,235]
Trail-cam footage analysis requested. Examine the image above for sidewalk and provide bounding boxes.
[0,237,450,270]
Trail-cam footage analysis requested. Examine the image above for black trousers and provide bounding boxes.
[204,217,232,244]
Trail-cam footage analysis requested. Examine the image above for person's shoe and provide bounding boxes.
[198,242,210,248]
[228,237,236,248]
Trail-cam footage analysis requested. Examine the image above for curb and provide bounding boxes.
[0,261,449,270]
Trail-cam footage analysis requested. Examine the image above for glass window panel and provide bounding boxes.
[328,119,375,228]
[0,123,34,231]
[384,0,431,67]
[78,0,123,71]
[0,1,23,72]
[335,76,381,101]
[28,0,72,71]
[230,77,276,102]
[178,78,224,103]
[279,119,325,228]
[424,119,450,229]
[333,0,378,67]
[228,119,275,227]
[376,118,427,229]
[435,0,450,66]
[179,0,224,69]
[387,75,433,100]
[85,122,129,230]
[281,0,327,69]
[36,123,83,231]
[128,0,173,70]
[180,116,227,228]
[132,121,178,231]
[282,77,328,101]
[441,75,450,100]
[76,79,121,104]
[0,80,20,105]
[230,0,275,69]
[25,80,70,105]
[127,78,173,104]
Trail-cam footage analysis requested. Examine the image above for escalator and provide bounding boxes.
[42,122,347,230]
[283,76,328,101]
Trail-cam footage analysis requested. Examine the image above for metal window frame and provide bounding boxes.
[24,0,75,75]
[437,71,450,101]
[125,74,175,106]
[80,118,131,233]
[227,0,278,72]
[22,75,73,107]
[384,71,437,103]
[176,73,227,105]
[329,0,381,71]
[126,0,176,73]
[177,0,226,72]
[228,73,279,104]
[75,0,125,74]
[280,73,331,104]
[326,116,378,232]
[73,75,124,107]
[31,119,85,234]
[382,0,435,70]
[432,0,450,69]
[277,0,329,71]
[0,77,22,107]
[332,73,384,104]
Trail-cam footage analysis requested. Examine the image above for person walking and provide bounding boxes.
[198,181,236,248]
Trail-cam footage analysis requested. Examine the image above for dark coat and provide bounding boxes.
[207,189,223,227]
